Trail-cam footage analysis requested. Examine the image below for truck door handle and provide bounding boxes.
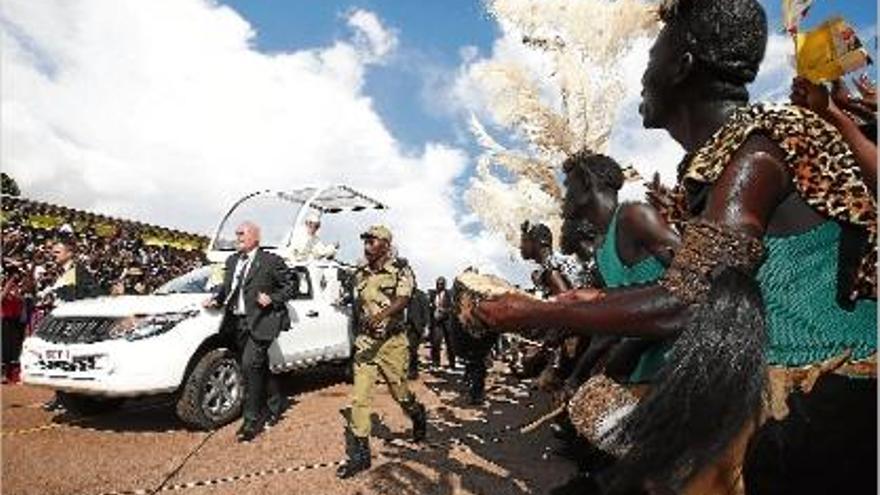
[306,310,319,318]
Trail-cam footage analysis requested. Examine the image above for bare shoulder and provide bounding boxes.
[721,132,789,192]
[733,132,787,166]
[703,133,792,235]
[619,202,666,229]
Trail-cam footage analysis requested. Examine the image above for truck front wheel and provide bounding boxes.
[175,349,243,430]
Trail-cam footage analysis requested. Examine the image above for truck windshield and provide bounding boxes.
[155,266,214,295]
[214,194,304,251]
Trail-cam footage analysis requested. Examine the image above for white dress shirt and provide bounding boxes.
[228,251,254,315]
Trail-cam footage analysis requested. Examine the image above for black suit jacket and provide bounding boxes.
[406,288,430,332]
[213,249,296,342]
[55,264,103,302]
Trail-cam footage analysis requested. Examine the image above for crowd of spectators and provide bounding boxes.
[2,197,207,299]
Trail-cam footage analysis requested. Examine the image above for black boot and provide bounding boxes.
[403,399,427,442]
[467,387,485,406]
[336,435,371,479]
[467,363,486,405]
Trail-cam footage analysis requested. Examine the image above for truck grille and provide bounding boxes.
[35,316,119,344]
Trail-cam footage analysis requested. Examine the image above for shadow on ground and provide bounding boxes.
[50,364,349,433]
[361,365,579,495]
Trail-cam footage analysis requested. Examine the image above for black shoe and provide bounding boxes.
[236,421,263,442]
[263,409,283,428]
[266,413,281,428]
[406,401,427,443]
[336,436,371,479]
[42,397,65,412]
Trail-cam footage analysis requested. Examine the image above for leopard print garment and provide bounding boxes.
[666,103,877,301]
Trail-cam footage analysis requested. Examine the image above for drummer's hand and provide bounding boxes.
[551,287,604,303]
[474,293,540,332]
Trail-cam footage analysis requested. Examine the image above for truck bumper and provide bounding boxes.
[20,335,183,397]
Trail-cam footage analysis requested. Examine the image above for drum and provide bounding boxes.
[452,271,532,338]
[567,374,640,457]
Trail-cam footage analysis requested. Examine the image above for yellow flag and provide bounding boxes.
[796,17,870,84]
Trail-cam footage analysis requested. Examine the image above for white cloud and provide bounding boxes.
[443,24,560,128]
[749,33,797,103]
[0,0,513,284]
[347,8,398,62]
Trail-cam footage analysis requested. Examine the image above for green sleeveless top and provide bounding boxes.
[596,206,666,287]
[596,205,667,383]
[758,221,876,366]
[599,208,876,376]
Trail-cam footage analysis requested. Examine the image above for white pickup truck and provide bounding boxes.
[21,185,386,429]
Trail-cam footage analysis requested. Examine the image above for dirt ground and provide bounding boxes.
[1,355,582,495]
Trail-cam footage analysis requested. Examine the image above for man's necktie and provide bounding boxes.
[225,255,250,309]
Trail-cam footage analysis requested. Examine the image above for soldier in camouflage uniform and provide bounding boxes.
[337,225,428,479]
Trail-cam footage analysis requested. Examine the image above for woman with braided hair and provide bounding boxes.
[547,152,681,494]
[476,0,877,493]
[559,151,680,388]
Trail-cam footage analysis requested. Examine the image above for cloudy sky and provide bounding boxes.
[2,0,876,284]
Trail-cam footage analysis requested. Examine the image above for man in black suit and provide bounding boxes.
[40,237,103,411]
[427,277,455,369]
[204,221,296,442]
[39,238,102,303]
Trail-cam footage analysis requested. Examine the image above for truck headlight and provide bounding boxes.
[109,311,199,341]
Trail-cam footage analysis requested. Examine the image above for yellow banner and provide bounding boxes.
[141,234,205,251]
[27,214,64,230]
[93,223,118,237]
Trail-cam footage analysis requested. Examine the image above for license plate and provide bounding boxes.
[44,349,71,363]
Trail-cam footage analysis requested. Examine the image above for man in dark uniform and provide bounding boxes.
[204,221,296,442]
